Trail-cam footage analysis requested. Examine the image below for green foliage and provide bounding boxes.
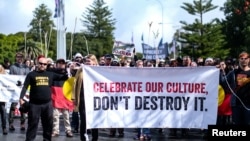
[221,0,250,57]
[28,3,55,58]
[81,0,116,56]
[179,0,229,60]
[18,38,42,60]
[136,52,143,60]
[0,34,23,63]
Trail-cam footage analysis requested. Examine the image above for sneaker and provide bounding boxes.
[66,131,73,137]
[51,132,59,137]
[3,128,8,135]
[9,125,15,131]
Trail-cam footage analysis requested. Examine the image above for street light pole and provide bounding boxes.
[155,0,163,61]
[156,0,163,41]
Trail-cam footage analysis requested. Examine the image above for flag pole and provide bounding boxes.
[69,17,77,60]
[56,0,66,60]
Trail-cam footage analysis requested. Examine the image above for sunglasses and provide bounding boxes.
[39,62,47,66]
[16,56,23,58]
[240,58,248,61]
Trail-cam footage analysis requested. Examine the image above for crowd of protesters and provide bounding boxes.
[0,51,250,141]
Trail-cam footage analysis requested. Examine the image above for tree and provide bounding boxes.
[28,3,55,58]
[221,0,250,57]
[18,39,42,60]
[179,0,229,60]
[81,0,116,57]
[0,34,23,63]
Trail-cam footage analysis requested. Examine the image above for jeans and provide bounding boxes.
[9,102,26,125]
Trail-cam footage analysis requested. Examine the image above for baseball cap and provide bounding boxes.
[74,53,83,59]
[104,54,112,59]
[205,57,214,63]
[56,58,66,64]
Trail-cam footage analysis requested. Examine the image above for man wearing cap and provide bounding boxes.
[104,54,112,66]
[50,58,74,137]
[9,52,30,131]
[204,57,214,66]
[74,53,85,64]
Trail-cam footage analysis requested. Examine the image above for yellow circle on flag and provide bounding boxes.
[63,77,75,101]
[218,85,225,106]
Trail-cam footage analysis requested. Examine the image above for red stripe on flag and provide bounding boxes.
[51,86,74,111]
[218,94,232,116]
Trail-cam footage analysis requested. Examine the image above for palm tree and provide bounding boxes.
[18,39,42,60]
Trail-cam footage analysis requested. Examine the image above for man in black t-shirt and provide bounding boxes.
[19,57,68,141]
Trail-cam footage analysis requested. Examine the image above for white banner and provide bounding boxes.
[112,41,134,57]
[84,66,220,129]
[0,74,26,102]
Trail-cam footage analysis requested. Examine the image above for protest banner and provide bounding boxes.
[84,66,219,129]
[0,74,26,102]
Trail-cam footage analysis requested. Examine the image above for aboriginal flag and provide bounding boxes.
[218,94,232,116]
[51,77,74,111]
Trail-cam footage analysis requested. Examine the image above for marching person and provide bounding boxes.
[50,59,74,137]
[222,51,250,125]
[72,54,99,141]
[19,57,68,141]
[9,52,30,131]
[133,60,151,140]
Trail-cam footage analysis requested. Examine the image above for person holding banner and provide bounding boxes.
[19,57,69,141]
[168,56,191,137]
[72,54,99,141]
[8,52,30,131]
[104,54,112,66]
[109,60,124,137]
[133,60,151,140]
[217,60,233,125]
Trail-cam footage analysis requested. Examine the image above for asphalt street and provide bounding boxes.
[0,117,207,141]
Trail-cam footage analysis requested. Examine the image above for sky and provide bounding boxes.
[0,0,226,53]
